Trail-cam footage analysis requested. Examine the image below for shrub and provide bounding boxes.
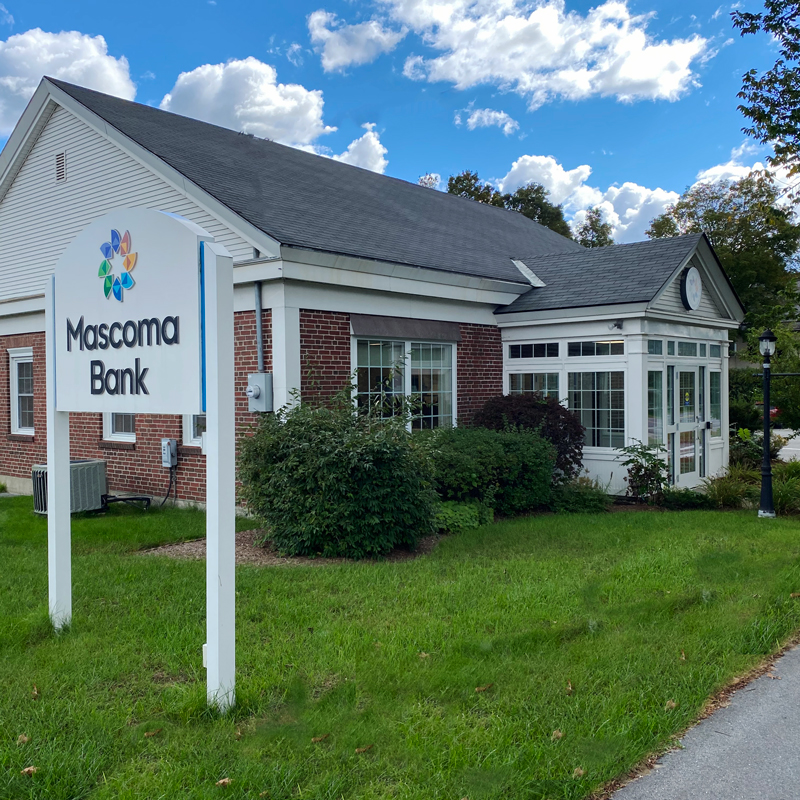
[662,488,715,510]
[550,475,612,513]
[774,460,800,481]
[428,426,555,516]
[619,440,669,505]
[773,478,800,516]
[435,501,494,534]
[703,475,750,509]
[472,394,584,479]
[238,397,437,559]
[731,428,788,467]
[729,397,762,430]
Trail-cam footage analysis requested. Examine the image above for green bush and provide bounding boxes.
[773,478,800,515]
[238,397,437,559]
[427,426,555,516]
[774,460,800,481]
[729,397,762,430]
[703,475,751,509]
[550,475,612,513]
[731,428,788,467]
[662,488,715,510]
[435,501,494,534]
[619,440,669,505]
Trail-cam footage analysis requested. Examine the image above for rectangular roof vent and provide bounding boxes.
[55,151,66,183]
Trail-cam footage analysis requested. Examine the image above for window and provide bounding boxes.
[709,344,722,358]
[355,339,454,429]
[667,341,675,356]
[508,343,559,359]
[509,373,559,398]
[699,343,707,357]
[9,347,34,435]
[568,341,624,357]
[710,372,722,436]
[183,414,207,448]
[678,341,698,357]
[648,340,663,355]
[648,371,663,445]
[103,412,136,443]
[667,366,675,426]
[568,371,625,448]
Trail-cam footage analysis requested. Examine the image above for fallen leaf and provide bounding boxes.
[17,734,30,745]
[475,683,494,693]
[767,672,781,680]
[235,729,242,740]
[665,699,677,711]
[216,777,232,787]
[259,793,270,799]
[311,734,330,743]
[791,593,800,599]
[573,767,585,779]
[143,728,163,738]
[551,729,563,741]
[566,680,573,696]
[355,745,374,754]
[21,766,38,776]
[419,651,429,659]
[680,650,686,661]
[31,684,39,701]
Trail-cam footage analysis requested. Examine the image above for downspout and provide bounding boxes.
[254,280,264,373]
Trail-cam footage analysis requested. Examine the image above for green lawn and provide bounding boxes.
[2,497,800,800]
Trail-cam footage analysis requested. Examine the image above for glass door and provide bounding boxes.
[678,369,700,485]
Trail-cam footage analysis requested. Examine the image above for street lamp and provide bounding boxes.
[758,329,778,519]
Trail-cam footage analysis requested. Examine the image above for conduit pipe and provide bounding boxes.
[254,280,264,373]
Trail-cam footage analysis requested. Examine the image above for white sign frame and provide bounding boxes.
[46,210,236,710]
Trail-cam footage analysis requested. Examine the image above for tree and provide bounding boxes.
[446,170,573,238]
[574,207,615,248]
[645,171,800,317]
[734,1,800,184]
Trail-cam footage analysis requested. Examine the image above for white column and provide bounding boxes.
[203,241,236,710]
[45,275,72,630]
[270,284,301,409]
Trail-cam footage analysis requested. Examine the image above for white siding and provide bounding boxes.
[0,105,253,302]
[651,263,728,320]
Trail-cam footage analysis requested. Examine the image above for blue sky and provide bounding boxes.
[0,0,781,241]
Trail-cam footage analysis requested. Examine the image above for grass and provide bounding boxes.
[2,498,800,799]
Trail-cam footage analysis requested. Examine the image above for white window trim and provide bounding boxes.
[351,337,458,427]
[103,412,136,443]
[182,414,207,453]
[9,347,34,435]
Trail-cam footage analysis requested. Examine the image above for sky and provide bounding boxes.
[0,0,785,242]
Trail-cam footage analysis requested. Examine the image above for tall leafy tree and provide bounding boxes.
[645,171,800,317]
[574,207,615,248]
[734,1,800,183]
[446,170,573,238]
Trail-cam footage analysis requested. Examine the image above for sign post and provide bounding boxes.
[46,209,236,708]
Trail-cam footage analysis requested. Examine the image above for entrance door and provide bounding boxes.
[677,369,701,486]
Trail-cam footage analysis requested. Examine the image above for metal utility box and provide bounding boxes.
[246,372,273,413]
[31,459,108,514]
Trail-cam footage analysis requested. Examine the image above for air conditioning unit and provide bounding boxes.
[31,459,108,515]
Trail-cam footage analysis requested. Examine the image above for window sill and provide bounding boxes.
[179,444,204,455]
[99,440,136,451]
[7,433,34,443]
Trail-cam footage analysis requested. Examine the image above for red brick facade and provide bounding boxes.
[1,308,503,502]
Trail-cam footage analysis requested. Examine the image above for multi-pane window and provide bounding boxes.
[184,414,207,447]
[9,348,34,434]
[709,344,722,358]
[568,371,625,448]
[648,371,663,445]
[112,414,135,437]
[648,340,663,355]
[355,340,453,429]
[567,341,624,357]
[508,373,559,399]
[699,344,707,357]
[667,341,676,356]
[667,366,675,425]
[678,341,698,357]
[508,343,559,359]
[710,372,722,437]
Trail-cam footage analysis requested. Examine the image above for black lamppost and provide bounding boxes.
[758,329,778,519]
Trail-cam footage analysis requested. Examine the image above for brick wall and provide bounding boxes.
[299,309,352,403]
[0,308,271,502]
[457,322,503,423]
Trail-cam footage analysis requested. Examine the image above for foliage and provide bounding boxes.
[417,173,440,189]
[662,488,715,510]
[550,474,612,513]
[733,1,800,184]
[645,172,800,318]
[472,393,585,479]
[574,207,615,248]
[238,394,437,559]
[774,459,800,480]
[446,170,573,238]
[730,428,788,468]
[773,477,800,515]
[0,483,6,493]
[619,440,669,505]
[426,426,555,516]
[434,500,494,534]
[703,475,752,509]
[729,397,763,431]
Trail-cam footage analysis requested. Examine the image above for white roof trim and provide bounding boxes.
[511,259,546,287]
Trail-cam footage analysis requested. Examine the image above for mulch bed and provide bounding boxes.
[139,529,440,567]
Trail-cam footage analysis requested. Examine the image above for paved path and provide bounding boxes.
[613,645,800,800]
[776,429,800,462]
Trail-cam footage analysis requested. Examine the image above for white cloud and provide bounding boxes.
[371,0,708,107]
[286,43,304,67]
[0,28,135,134]
[160,57,336,146]
[308,10,406,72]
[458,107,519,136]
[332,122,388,173]
[0,4,13,25]
[497,154,592,204]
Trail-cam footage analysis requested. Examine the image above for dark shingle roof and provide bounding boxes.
[48,78,583,285]
[498,234,704,314]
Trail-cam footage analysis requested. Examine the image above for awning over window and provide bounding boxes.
[350,314,462,342]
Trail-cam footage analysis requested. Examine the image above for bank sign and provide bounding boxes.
[53,208,211,414]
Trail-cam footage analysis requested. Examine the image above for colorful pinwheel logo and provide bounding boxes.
[98,229,137,301]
